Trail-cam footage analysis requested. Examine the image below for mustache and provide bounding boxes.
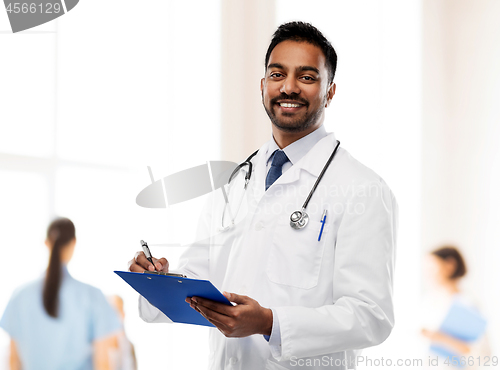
[270,93,308,106]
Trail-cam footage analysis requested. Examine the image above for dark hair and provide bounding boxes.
[43,217,76,318]
[432,246,467,280]
[265,21,338,84]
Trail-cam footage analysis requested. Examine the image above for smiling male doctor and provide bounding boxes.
[128,21,398,370]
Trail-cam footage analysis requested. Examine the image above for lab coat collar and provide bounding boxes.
[265,125,328,167]
[270,132,338,186]
[293,132,338,178]
[249,132,338,203]
[249,140,272,204]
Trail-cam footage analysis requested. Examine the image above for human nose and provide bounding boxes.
[280,76,300,96]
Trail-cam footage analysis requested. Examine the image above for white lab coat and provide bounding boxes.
[139,133,398,370]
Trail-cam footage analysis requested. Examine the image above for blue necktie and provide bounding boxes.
[265,150,289,191]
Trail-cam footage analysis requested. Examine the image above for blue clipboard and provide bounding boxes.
[430,299,487,363]
[114,271,231,327]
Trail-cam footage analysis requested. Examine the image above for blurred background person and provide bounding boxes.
[0,217,121,370]
[420,246,491,369]
[107,295,137,370]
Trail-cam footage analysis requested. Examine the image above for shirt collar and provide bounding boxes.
[266,125,328,166]
[62,264,70,278]
[43,264,71,280]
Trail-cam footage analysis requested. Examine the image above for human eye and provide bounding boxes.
[269,72,284,79]
[300,75,316,82]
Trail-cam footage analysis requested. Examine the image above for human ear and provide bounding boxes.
[445,258,457,280]
[325,83,336,107]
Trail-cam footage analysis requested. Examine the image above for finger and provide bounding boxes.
[127,258,135,271]
[151,257,162,271]
[191,305,226,332]
[192,302,234,330]
[129,262,148,272]
[133,251,155,271]
[191,297,233,316]
[129,253,149,272]
[158,258,169,272]
[223,292,250,305]
[152,257,169,272]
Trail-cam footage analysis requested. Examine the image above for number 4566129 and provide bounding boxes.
[444,356,498,367]
[6,3,62,14]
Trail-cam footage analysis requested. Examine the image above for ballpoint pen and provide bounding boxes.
[318,210,327,241]
[140,240,187,277]
[140,240,157,271]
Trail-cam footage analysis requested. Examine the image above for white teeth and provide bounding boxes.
[280,103,301,108]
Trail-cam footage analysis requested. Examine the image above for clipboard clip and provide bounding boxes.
[143,270,187,278]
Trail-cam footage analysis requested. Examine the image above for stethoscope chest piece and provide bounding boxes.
[290,209,309,229]
[223,140,340,231]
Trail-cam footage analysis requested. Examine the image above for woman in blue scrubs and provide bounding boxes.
[0,217,121,370]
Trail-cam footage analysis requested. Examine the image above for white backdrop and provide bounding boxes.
[0,0,221,368]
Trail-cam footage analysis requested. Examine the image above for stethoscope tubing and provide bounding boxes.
[300,140,341,210]
[223,140,341,230]
[228,149,259,187]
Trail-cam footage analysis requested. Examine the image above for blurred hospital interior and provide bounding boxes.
[0,0,499,369]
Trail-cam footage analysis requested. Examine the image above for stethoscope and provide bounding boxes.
[221,140,340,231]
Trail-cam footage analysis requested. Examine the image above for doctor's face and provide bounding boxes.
[261,40,335,133]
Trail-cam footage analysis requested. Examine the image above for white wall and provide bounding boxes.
[422,0,500,356]
[0,1,221,369]
[220,0,276,162]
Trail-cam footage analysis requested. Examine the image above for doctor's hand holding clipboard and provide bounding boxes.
[127,250,273,338]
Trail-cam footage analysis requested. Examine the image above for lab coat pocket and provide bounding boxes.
[265,358,290,370]
[267,218,328,289]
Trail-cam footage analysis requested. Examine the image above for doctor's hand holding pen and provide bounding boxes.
[127,251,169,273]
[127,245,273,338]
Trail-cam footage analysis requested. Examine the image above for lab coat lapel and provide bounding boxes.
[270,133,338,187]
[247,133,337,203]
[293,133,337,177]
[247,141,270,205]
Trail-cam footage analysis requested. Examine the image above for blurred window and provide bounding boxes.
[0,1,220,367]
